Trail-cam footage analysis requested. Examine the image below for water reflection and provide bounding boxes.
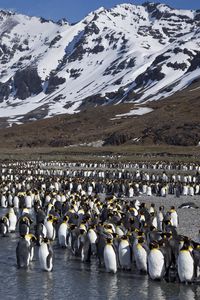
[1,232,200,300]
[148,281,166,300]
[179,285,195,300]
[104,273,118,300]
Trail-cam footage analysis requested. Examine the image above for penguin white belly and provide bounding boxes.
[178,251,194,283]
[171,212,178,228]
[189,187,194,196]
[116,227,124,237]
[183,186,188,196]
[152,217,157,229]
[118,241,131,269]
[58,223,68,247]
[161,188,166,197]
[8,214,17,232]
[1,195,7,208]
[147,187,152,196]
[45,222,55,240]
[104,245,117,273]
[157,213,163,231]
[148,249,165,280]
[39,243,53,272]
[25,196,32,208]
[135,244,147,272]
[13,196,19,208]
[8,195,13,206]
[88,229,97,244]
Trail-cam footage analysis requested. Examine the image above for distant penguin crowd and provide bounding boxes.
[0,160,200,283]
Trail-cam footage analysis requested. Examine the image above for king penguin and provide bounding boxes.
[147,241,166,280]
[8,208,17,233]
[16,236,30,268]
[134,236,149,273]
[0,215,9,237]
[118,235,132,270]
[38,238,53,272]
[177,241,194,283]
[104,237,117,273]
[58,216,69,248]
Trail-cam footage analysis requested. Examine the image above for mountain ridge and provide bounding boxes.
[0,2,200,127]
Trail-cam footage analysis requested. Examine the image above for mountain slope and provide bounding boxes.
[0,3,200,126]
[0,78,199,148]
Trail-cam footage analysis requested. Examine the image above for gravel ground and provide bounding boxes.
[130,194,200,241]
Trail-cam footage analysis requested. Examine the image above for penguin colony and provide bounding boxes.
[0,160,200,283]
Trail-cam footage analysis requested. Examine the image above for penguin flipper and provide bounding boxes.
[46,253,52,269]
[47,244,53,269]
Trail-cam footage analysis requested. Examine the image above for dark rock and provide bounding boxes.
[69,69,82,79]
[45,74,66,94]
[187,52,200,72]
[14,68,43,100]
[104,132,132,146]
[167,62,188,71]
[90,45,104,54]
[0,79,12,102]
[135,65,165,87]
[49,35,62,47]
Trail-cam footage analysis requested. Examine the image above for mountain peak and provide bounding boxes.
[56,17,70,26]
[0,2,200,127]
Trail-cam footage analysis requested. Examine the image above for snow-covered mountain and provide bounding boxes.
[0,3,200,126]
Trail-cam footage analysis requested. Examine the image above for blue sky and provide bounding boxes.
[0,0,199,23]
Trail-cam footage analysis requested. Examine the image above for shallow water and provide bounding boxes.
[1,208,200,300]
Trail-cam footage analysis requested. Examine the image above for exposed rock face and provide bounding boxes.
[0,79,12,102]
[45,74,66,94]
[104,132,132,146]
[14,68,42,100]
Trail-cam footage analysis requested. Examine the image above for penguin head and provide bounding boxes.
[161,232,172,240]
[121,235,128,241]
[138,236,145,244]
[149,241,159,250]
[79,224,87,234]
[63,215,69,222]
[159,206,164,211]
[137,231,145,238]
[106,237,113,245]
[192,241,200,250]
[43,237,50,244]
[181,241,193,252]
[25,234,37,243]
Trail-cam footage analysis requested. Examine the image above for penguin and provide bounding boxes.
[177,241,194,283]
[38,238,53,272]
[45,215,57,241]
[103,237,117,273]
[87,225,97,255]
[7,208,17,232]
[16,236,30,268]
[58,216,69,248]
[1,194,8,208]
[0,215,9,237]
[13,196,19,209]
[35,222,47,245]
[169,206,178,228]
[157,206,164,231]
[147,241,166,280]
[118,235,132,270]
[18,215,31,237]
[96,228,107,266]
[134,236,149,273]
[77,226,91,262]
[25,234,37,261]
[178,202,199,209]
